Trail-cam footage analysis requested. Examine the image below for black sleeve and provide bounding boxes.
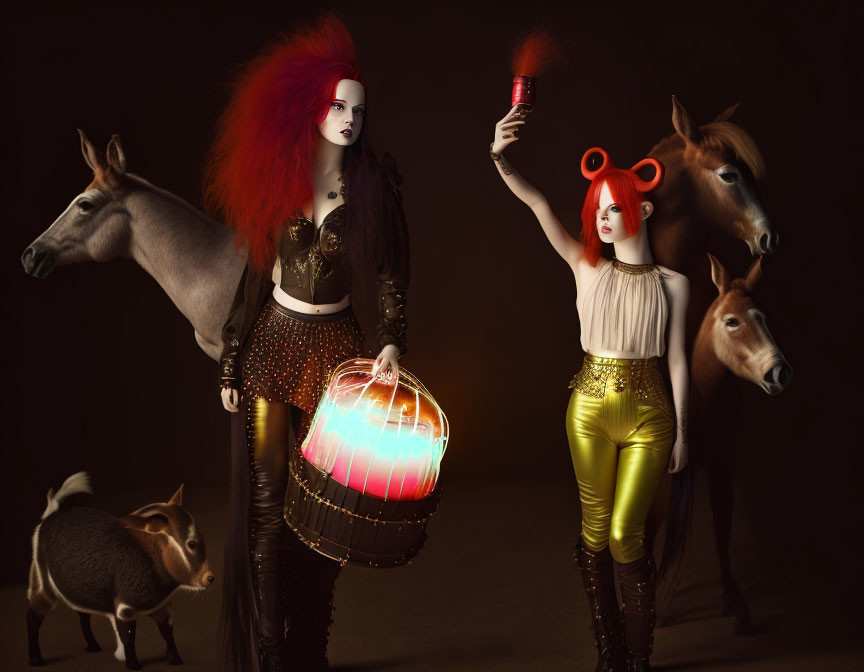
[375,154,410,357]
[219,264,270,387]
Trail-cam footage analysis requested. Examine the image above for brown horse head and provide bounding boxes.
[21,130,131,278]
[694,254,791,397]
[651,97,777,257]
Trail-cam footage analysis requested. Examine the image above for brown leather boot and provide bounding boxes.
[575,539,623,672]
[616,554,657,672]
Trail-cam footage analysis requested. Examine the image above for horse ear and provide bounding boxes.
[671,96,702,145]
[106,134,127,174]
[742,257,763,292]
[708,253,730,295]
[168,484,184,507]
[78,129,107,175]
[714,102,741,123]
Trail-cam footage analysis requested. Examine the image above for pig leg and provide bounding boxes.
[150,604,183,665]
[113,618,141,670]
[78,612,101,652]
[26,601,51,667]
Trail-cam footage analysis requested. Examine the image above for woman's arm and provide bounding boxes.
[491,106,584,268]
[665,271,690,472]
[372,155,409,379]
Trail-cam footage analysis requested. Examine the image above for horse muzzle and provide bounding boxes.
[761,359,792,395]
[748,223,780,256]
[21,243,55,278]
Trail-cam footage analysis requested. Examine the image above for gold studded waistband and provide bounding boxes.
[568,354,673,418]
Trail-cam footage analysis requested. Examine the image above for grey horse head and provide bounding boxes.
[22,130,133,277]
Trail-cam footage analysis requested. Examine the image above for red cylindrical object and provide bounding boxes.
[511,74,538,110]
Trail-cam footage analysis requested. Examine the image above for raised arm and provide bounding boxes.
[491,106,584,267]
[665,271,690,473]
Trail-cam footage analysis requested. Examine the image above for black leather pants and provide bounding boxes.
[247,398,341,672]
[248,399,299,671]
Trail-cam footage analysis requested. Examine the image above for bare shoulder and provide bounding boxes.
[658,265,689,287]
[658,266,689,302]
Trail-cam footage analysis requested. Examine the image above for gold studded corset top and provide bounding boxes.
[278,204,349,304]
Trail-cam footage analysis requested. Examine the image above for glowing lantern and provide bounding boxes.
[300,358,449,501]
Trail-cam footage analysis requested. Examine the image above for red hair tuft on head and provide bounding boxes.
[204,14,364,273]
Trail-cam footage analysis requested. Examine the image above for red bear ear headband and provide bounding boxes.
[580,147,663,191]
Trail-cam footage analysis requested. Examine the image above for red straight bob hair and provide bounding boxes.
[579,148,663,266]
[204,14,364,273]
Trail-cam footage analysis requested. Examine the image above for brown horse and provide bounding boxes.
[640,100,789,636]
[694,254,791,634]
[652,254,791,634]
[649,96,776,275]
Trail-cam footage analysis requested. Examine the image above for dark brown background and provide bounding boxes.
[2,0,862,662]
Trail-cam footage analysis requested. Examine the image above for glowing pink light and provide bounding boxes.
[301,359,449,501]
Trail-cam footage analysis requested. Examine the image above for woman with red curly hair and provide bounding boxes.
[205,15,409,672]
[490,104,689,671]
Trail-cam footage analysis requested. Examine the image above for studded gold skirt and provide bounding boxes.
[240,298,365,415]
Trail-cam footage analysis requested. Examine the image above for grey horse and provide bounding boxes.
[21,131,245,360]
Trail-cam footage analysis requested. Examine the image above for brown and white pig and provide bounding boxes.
[27,472,214,669]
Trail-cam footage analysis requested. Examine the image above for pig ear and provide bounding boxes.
[168,484,184,507]
[144,513,170,534]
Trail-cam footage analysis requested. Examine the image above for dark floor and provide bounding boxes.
[1,473,859,671]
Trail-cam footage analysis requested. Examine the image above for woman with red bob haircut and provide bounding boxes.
[205,14,409,672]
[490,103,690,670]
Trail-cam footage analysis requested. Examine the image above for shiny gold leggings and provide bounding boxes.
[566,357,674,564]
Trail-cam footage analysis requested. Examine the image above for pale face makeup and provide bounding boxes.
[318,78,366,147]
[595,181,653,243]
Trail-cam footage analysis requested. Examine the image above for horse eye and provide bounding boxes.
[725,317,740,328]
[78,200,94,211]
[719,172,739,184]
[187,540,197,550]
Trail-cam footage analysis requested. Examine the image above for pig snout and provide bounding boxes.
[193,562,215,589]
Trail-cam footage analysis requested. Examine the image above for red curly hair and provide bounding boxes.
[204,14,364,272]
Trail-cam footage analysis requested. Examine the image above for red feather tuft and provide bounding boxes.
[511,28,560,76]
[204,14,363,273]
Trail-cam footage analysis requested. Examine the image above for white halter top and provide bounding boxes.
[579,258,668,358]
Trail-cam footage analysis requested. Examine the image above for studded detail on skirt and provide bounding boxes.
[240,298,365,415]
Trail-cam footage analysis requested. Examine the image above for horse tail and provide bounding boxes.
[657,466,692,587]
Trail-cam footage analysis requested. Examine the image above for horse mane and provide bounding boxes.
[700,121,766,181]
